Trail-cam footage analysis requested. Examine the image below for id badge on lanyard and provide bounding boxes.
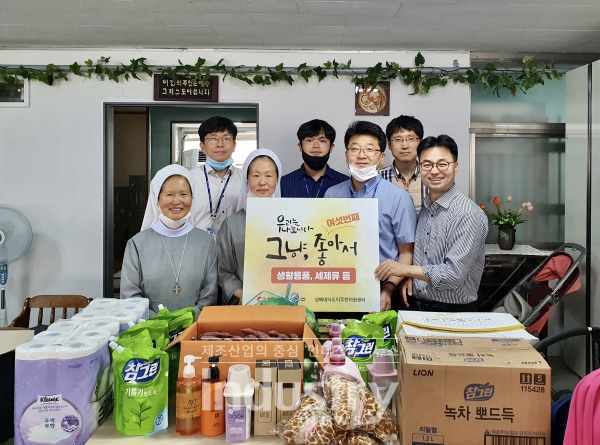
[207,226,218,241]
[204,166,232,242]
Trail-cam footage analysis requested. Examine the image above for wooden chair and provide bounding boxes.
[10,295,92,328]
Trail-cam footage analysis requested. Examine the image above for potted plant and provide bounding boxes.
[480,196,534,250]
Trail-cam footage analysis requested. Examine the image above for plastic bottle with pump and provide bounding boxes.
[201,354,226,436]
[176,355,202,436]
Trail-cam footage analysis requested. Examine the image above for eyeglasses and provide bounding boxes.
[205,136,234,144]
[347,147,381,156]
[420,161,456,171]
[390,137,420,144]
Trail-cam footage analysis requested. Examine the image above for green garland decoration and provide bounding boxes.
[0,53,562,97]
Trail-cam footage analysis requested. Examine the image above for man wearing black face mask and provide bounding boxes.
[280,119,349,198]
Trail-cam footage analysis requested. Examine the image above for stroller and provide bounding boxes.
[491,243,586,336]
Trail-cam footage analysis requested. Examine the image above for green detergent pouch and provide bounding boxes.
[342,320,384,385]
[152,307,195,393]
[117,329,153,349]
[361,310,398,351]
[119,320,169,351]
[257,298,319,338]
[304,307,319,338]
[112,344,168,436]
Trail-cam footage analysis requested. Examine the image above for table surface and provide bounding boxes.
[88,414,284,445]
[0,329,34,355]
[485,244,553,257]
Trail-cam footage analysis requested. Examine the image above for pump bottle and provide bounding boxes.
[176,355,202,436]
[201,354,226,436]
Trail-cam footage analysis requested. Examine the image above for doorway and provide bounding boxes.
[104,102,260,298]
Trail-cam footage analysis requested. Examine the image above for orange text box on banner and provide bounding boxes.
[242,198,380,313]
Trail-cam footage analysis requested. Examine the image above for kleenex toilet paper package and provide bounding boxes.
[14,330,114,445]
[14,340,103,445]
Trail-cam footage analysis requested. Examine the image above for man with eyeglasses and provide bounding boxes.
[375,135,488,312]
[280,119,349,198]
[379,115,427,213]
[325,121,417,312]
[192,116,245,238]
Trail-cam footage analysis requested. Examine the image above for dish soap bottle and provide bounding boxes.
[201,354,226,436]
[176,355,201,436]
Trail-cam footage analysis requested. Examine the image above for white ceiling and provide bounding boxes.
[1,0,599,53]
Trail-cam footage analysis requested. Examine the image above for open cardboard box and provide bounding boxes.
[170,306,324,379]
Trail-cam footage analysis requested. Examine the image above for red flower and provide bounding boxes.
[492,196,500,206]
[479,204,487,212]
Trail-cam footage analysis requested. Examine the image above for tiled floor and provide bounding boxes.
[547,356,583,395]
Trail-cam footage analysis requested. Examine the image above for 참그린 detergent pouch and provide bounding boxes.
[112,344,169,436]
[342,320,385,384]
[117,328,153,349]
[118,320,169,351]
[151,306,195,392]
[362,310,398,351]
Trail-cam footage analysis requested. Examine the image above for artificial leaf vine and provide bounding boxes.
[0,53,562,97]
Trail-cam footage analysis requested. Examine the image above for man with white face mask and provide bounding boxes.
[325,121,417,312]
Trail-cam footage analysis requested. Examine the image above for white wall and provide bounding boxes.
[0,49,470,324]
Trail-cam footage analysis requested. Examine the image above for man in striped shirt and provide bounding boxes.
[375,135,488,312]
[379,115,427,213]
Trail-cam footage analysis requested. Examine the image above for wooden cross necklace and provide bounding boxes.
[161,233,189,295]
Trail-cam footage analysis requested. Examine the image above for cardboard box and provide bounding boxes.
[171,306,323,381]
[400,324,539,346]
[254,359,277,436]
[397,336,551,445]
[397,311,524,334]
[276,359,301,423]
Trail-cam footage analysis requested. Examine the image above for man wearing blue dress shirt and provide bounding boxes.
[325,121,417,311]
[280,119,349,198]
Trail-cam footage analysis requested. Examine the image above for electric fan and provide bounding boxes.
[0,205,33,327]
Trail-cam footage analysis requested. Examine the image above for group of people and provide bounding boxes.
[120,115,488,318]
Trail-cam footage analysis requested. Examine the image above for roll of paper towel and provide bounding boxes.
[87,298,120,311]
[15,342,58,360]
[121,297,149,318]
[32,331,65,345]
[47,319,83,333]
[73,309,110,321]
[85,319,120,338]
[117,303,147,321]
[106,310,139,333]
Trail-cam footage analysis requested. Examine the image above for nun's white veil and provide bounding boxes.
[140,164,196,230]
[236,148,283,212]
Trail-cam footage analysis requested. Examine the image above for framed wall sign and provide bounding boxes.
[355,81,390,116]
[0,79,29,107]
[153,75,219,102]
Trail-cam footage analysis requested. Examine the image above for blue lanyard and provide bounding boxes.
[303,176,325,198]
[203,166,232,218]
[349,183,379,198]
